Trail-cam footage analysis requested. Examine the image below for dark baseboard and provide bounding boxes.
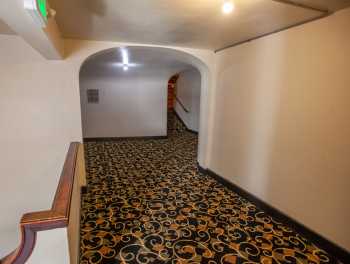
[173,110,199,135]
[186,128,199,135]
[197,163,208,174]
[83,136,168,142]
[198,165,349,264]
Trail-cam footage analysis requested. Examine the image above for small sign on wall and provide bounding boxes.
[87,89,99,104]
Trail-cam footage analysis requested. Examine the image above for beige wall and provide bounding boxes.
[0,35,215,257]
[210,8,350,251]
[81,76,169,138]
[175,68,202,132]
[0,35,82,257]
[27,228,70,264]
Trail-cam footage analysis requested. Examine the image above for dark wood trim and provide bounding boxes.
[198,165,350,263]
[1,143,80,264]
[83,136,168,142]
[173,110,199,135]
[215,12,331,53]
[186,128,199,135]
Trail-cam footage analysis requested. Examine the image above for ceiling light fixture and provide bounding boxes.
[222,0,234,14]
[121,47,129,71]
[121,48,129,65]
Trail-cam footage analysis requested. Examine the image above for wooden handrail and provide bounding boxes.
[175,96,190,113]
[0,142,80,264]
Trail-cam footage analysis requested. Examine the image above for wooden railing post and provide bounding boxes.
[0,142,85,264]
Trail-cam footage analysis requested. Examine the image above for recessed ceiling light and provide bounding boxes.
[120,47,130,71]
[121,48,129,65]
[222,0,234,14]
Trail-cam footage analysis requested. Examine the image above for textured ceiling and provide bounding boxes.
[0,19,15,35]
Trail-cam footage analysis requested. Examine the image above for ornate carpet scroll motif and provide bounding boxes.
[80,112,336,264]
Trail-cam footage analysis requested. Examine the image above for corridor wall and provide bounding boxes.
[0,35,82,257]
[209,8,350,251]
[80,74,169,138]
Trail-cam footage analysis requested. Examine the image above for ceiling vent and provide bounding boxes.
[87,89,99,104]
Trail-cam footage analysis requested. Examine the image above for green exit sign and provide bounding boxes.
[24,0,49,27]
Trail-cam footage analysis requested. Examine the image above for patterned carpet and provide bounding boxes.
[80,112,336,264]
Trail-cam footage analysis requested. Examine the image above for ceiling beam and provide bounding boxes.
[215,0,331,53]
[272,0,329,13]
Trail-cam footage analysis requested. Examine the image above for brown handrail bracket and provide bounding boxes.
[0,142,80,264]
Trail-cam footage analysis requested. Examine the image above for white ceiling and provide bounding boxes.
[49,0,350,51]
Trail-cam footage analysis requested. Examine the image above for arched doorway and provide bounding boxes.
[79,46,212,167]
[167,69,201,134]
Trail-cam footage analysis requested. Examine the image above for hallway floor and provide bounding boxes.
[80,113,335,264]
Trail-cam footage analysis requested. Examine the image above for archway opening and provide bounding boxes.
[79,46,211,166]
[167,69,201,135]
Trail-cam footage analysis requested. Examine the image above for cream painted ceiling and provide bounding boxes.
[2,0,350,49]
[50,0,324,51]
